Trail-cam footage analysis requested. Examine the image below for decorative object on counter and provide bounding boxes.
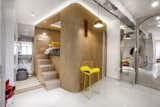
[16,68,28,81]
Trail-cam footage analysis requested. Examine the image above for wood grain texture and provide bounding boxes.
[35,3,106,92]
[34,27,60,82]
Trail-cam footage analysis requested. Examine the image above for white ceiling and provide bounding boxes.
[118,0,160,33]
[18,23,34,37]
[141,14,160,32]
[16,0,65,25]
[119,0,160,19]
[16,0,160,35]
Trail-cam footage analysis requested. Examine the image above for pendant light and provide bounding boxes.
[94,4,104,28]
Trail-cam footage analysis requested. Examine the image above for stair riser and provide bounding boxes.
[42,73,58,81]
[37,55,48,59]
[45,83,60,90]
[40,67,54,72]
[39,60,51,65]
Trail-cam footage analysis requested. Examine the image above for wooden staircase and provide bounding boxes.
[36,54,60,90]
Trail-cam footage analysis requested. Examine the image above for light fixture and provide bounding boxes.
[156,16,160,20]
[42,32,47,35]
[94,20,104,28]
[151,1,159,8]
[120,25,125,29]
[50,21,61,28]
[31,12,36,17]
[93,3,104,29]
[38,32,48,40]
[157,24,160,27]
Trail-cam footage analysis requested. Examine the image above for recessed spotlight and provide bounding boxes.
[156,16,160,20]
[157,24,160,27]
[31,12,36,17]
[151,1,159,8]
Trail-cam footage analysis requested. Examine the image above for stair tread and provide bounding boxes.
[42,71,57,75]
[39,64,53,68]
[38,59,50,61]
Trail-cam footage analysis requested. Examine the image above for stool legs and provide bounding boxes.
[89,75,91,87]
[83,74,86,90]
[98,72,100,80]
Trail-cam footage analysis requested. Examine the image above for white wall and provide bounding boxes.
[107,20,120,79]
[0,0,1,65]
[1,1,15,106]
[3,0,16,86]
[0,0,2,106]
[152,30,160,63]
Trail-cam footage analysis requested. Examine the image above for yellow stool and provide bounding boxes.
[90,68,101,80]
[80,66,100,90]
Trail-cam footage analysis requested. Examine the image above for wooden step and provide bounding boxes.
[44,79,60,90]
[37,54,48,59]
[42,71,58,81]
[15,77,42,94]
[38,59,51,65]
[39,64,54,71]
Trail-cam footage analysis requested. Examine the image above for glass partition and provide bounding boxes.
[136,14,160,90]
[120,26,136,84]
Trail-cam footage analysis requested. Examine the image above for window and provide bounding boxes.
[19,42,32,55]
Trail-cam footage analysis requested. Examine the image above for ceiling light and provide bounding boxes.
[50,21,61,28]
[93,20,104,28]
[120,25,126,29]
[157,24,160,27]
[42,32,47,35]
[151,1,159,8]
[31,12,36,17]
[156,16,160,20]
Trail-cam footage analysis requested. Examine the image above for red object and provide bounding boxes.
[5,80,15,100]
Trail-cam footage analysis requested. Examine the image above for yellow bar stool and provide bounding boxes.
[80,66,92,90]
[90,67,101,80]
[80,66,101,90]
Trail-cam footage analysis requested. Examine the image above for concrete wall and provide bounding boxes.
[1,0,16,106]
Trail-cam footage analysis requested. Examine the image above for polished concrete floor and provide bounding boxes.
[9,78,160,107]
